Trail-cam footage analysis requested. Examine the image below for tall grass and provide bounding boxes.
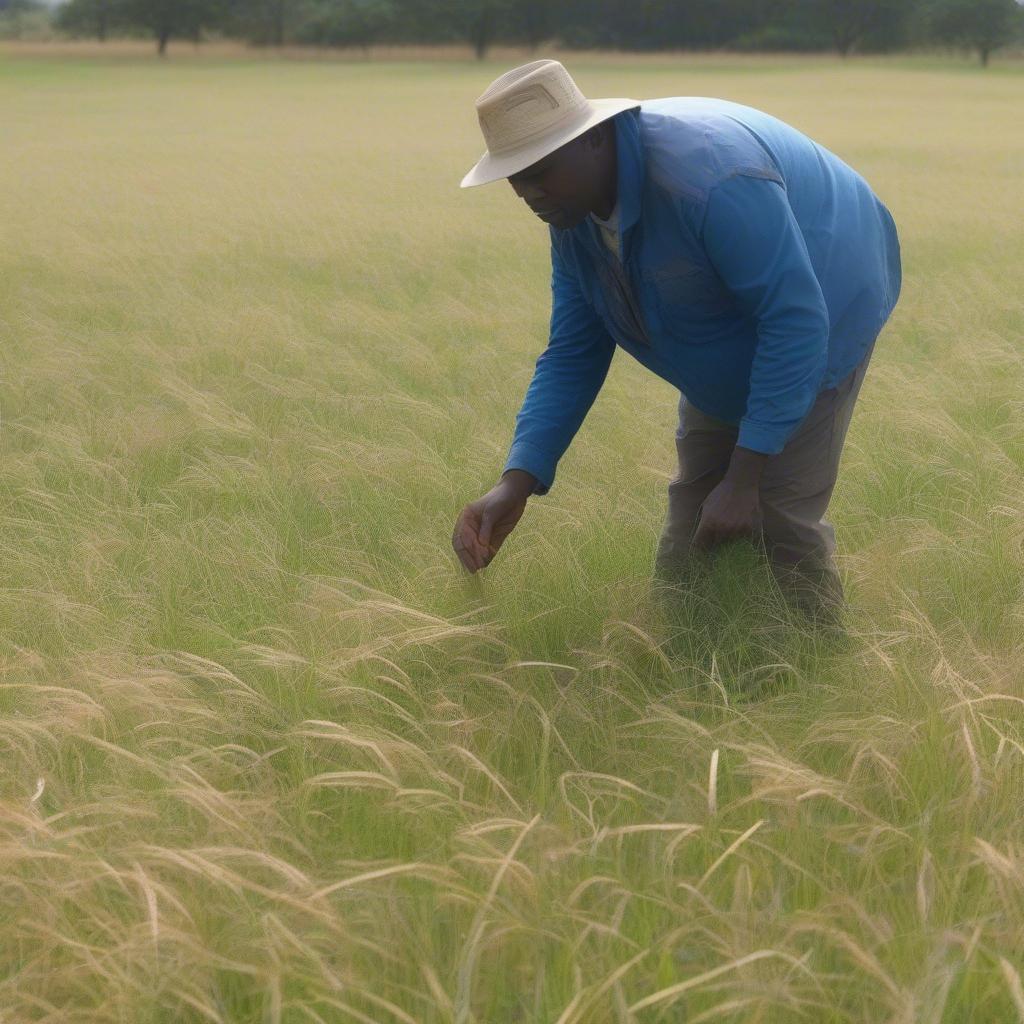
[1,51,1022,1022]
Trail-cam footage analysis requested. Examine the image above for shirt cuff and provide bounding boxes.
[736,420,789,456]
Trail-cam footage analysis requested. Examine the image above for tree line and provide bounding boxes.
[24,0,1024,65]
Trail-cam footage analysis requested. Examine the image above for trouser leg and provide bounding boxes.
[653,339,876,619]
[757,342,876,620]
[653,394,744,583]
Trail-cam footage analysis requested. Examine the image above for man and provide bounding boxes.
[451,59,902,624]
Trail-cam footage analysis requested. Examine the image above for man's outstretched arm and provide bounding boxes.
[452,236,617,572]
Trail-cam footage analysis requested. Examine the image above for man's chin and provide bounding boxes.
[539,208,582,230]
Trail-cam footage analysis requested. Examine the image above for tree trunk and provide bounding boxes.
[980,46,990,67]
[157,28,170,56]
[524,7,545,52]
[273,0,285,47]
[472,9,492,60]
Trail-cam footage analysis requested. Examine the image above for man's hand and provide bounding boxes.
[452,469,536,573]
[691,477,761,550]
[691,445,769,550]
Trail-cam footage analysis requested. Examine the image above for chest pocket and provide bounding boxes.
[648,257,735,335]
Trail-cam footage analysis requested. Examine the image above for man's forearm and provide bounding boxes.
[724,444,770,488]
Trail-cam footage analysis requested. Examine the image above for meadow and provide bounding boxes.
[1,45,1023,1022]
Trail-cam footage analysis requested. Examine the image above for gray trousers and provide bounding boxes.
[653,339,876,616]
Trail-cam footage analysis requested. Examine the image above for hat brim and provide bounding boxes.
[459,98,641,189]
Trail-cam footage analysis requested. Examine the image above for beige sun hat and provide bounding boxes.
[460,59,641,189]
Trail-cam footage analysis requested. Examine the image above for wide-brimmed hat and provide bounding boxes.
[460,59,640,189]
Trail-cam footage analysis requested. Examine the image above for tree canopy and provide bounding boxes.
[50,0,1024,62]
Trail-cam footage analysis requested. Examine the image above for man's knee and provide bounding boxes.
[759,473,836,556]
[655,476,715,570]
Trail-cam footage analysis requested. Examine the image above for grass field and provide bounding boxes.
[1,47,1023,1023]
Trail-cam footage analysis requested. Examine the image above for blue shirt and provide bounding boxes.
[502,97,903,495]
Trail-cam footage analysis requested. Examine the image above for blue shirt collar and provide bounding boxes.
[611,106,644,234]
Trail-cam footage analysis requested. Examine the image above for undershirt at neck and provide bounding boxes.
[590,200,621,259]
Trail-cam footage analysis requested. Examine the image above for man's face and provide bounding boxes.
[506,125,610,231]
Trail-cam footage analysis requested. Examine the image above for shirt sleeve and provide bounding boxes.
[700,173,831,455]
[502,235,617,495]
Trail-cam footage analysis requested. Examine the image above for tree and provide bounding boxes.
[295,0,395,49]
[0,0,47,35]
[458,0,513,59]
[925,0,1023,65]
[557,0,670,50]
[56,0,119,41]
[117,0,223,54]
[250,0,290,45]
[504,0,556,50]
[404,0,516,59]
[224,0,317,46]
[787,0,915,56]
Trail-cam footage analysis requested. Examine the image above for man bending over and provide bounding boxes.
[452,60,902,625]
